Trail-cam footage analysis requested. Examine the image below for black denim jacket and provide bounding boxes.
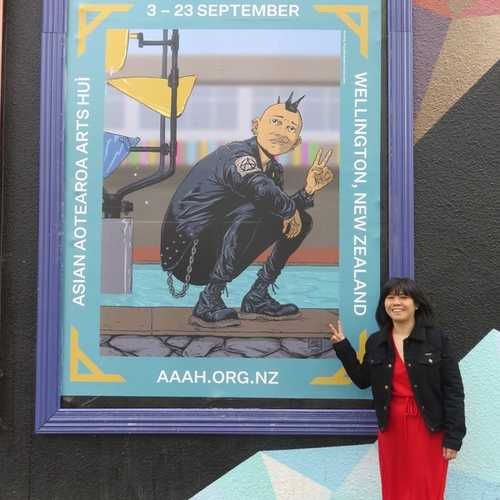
[333,322,466,450]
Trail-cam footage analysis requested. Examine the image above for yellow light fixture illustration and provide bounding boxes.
[105,29,131,73]
[107,76,197,118]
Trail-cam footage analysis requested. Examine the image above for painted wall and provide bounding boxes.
[0,1,499,499]
[193,330,500,499]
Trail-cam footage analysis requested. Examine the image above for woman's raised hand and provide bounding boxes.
[329,320,346,344]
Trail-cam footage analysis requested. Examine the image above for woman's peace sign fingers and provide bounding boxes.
[329,321,345,343]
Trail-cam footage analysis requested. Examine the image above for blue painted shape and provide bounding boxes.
[103,132,140,178]
[186,141,197,165]
[265,444,370,492]
[446,471,500,500]
[191,453,276,500]
[102,264,340,309]
[452,329,500,485]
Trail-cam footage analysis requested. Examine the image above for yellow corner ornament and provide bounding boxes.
[310,329,368,385]
[78,4,133,57]
[70,326,125,383]
[314,4,369,58]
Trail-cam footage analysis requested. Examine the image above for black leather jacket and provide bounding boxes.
[161,137,313,272]
[333,322,466,450]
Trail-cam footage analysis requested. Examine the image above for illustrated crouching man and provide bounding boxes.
[160,93,334,328]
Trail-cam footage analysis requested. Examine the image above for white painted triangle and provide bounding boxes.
[333,443,381,500]
[261,453,332,500]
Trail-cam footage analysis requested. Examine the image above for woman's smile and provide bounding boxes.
[384,294,417,322]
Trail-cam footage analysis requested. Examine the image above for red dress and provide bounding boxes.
[377,337,448,500]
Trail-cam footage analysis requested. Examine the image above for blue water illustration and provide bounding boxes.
[102,264,339,309]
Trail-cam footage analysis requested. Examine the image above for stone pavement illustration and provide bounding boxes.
[100,306,336,358]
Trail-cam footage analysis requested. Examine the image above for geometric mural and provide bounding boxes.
[191,330,500,499]
[413,8,450,117]
[414,0,500,18]
[414,2,500,141]
[191,445,380,500]
[446,328,500,498]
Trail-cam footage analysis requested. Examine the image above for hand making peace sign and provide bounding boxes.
[305,148,334,195]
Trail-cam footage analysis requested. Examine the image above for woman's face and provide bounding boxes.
[384,291,417,323]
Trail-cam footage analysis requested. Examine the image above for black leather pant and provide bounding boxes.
[170,202,313,286]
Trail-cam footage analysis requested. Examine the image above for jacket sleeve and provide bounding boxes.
[440,333,466,450]
[223,156,296,219]
[291,188,315,210]
[333,338,372,389]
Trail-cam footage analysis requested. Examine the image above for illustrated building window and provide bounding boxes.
[104,86,127,131]
[180,86,239,130]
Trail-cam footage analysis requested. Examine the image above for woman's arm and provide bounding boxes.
[440,333,466,451]
[329,322,372,389]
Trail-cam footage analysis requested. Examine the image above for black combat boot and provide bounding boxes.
[190,283,240,328]
[240,277,300,320]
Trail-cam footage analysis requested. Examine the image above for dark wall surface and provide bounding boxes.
[0,1,499,499]
[414,60,500,357]
[412,2,500,357]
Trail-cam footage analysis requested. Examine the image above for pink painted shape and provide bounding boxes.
[413,6,451,115]
[459,0,500,17]
[413,0,451,17]
[176,140,183,164]
[301,142,309,166]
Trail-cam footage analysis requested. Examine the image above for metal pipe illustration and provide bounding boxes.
[103,29,181,218]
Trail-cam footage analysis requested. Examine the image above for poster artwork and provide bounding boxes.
[63,0,381,399]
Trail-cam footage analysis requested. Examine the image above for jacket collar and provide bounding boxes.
[247,136,279,171]
[374,319,427,346]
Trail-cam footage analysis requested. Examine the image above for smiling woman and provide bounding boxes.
[330,277,466,500]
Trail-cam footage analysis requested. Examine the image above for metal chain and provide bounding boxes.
[167,238,199,298]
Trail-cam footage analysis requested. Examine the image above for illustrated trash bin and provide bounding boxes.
[101,217,133,294]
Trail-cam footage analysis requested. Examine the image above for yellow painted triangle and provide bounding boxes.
[107,76,197,118]
[106,29,130,74]
[310,329,368,385]
[314,4,369,58]
[70,326,125,383]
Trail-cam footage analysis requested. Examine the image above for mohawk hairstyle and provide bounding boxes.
[277,91,305,113]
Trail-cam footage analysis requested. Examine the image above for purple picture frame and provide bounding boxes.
[35,0,413,434]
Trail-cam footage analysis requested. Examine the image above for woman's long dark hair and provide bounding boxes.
[375,278,434,330]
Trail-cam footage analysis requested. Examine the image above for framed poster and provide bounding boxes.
[36,0,413,433]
